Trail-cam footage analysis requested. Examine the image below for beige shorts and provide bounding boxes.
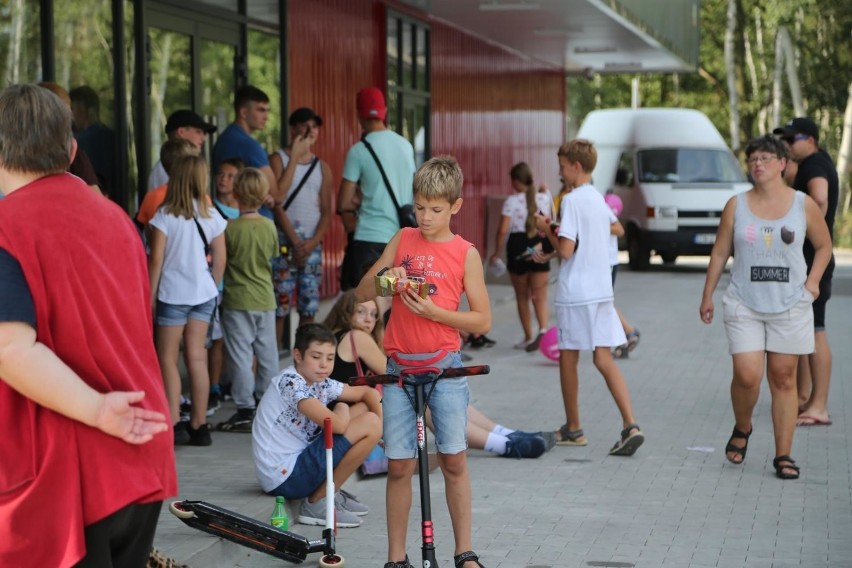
[555,302,626,351]
[722,289,814,355]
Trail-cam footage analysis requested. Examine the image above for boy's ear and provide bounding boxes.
[292,348,302,364]
[450,197,463,214]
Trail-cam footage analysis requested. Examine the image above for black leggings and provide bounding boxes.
[74,501,163,568]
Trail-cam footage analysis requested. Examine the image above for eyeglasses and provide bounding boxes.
[746,155,779,165]
[782,133,809,144]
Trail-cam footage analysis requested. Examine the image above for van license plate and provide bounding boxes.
[694,234,716,245]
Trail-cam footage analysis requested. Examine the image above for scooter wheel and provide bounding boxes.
[168,501,196,520]
[318,553,344,567]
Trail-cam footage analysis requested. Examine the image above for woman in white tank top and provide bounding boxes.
[699,135,832,480]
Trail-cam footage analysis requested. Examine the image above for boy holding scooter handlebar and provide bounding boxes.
[355,156,492,568]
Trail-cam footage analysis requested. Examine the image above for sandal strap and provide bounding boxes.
[558,425,584,441]
[454,550,484,568]
[620,423,640,439]
[773,455,799,470]
[384,555,412,568]
[730,426,752,440]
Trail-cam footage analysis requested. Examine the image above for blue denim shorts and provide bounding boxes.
[155,297,217,327]
[271,434,352,500]
[382,351,469,459]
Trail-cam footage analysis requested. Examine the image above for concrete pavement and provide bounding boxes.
[153,252,852,568]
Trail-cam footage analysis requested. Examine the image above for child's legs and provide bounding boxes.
[386,458,417,562]
[251,310,279,400]
[529,270,550,332]
[437,451,473,556]
[273,434,353,500]
[272,253,294,348]
[155,323,185,424]
[466,404,496,431]
[592,347,636,427]
[183,299,215,427]
[295,245,322,325]
[221,309,259,410]
[558,349,581,430]
[208,293,225,388]
[509,271,533,340]
[312,406,382,501]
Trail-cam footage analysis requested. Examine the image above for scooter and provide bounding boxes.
[169,417,344,566]
[347,364,490,568]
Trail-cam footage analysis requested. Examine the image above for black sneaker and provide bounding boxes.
[467,334,496,349]
[173,422,190,445]
[207,392,221,416]
[500,435,546,459]
[216,408,255,433]
[187,423,212,446]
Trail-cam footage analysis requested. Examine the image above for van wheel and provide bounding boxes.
[627,227,651,271]
[659,252,677,264]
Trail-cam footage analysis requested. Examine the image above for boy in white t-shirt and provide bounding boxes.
[252,323,382,528]
[537,139,644,456]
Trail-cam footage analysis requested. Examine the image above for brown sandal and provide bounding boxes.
[555,424,587,446]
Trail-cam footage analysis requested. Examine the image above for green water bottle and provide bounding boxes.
[270,496,288,530]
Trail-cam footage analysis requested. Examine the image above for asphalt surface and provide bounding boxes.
[153,251,852,568]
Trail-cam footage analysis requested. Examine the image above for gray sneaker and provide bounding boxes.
[335,489,369,516]
[298,496,362,528]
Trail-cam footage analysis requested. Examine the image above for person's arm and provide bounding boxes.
[209,232,226,287]
[699,196,736,323]
[611,220,625,237]
[271,206,302,255]
[147,226,166,307]
[259,165,279,204]
[336,384,383,417]
[806,176,829,217]
[353,230,403,302]
[298,396,351,434]
[338,178,360,222]
[488,215,511,263]
[803,195,833,298]
[396,246,492,335]
[351,329,389,374]
[0,321,168,443]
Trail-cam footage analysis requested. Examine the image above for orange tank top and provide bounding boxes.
[383,228,473,356]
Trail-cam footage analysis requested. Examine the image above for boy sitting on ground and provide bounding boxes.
[252,323,383,528]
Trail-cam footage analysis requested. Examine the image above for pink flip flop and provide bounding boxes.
[796,414,832,427]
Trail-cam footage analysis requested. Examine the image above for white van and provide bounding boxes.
[577,108,751,270]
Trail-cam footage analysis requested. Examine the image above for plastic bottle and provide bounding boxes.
[270,496,288,530]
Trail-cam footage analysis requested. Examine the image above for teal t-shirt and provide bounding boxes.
[222,216,278,311]
[342,129,416,243]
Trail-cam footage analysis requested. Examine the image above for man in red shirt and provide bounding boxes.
[0,84,176,567]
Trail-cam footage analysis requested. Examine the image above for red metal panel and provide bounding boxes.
[287,1,565,297]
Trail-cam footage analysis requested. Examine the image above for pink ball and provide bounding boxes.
[538,326,560,361]
[604,193,623,216]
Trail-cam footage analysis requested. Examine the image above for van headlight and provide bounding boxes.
[645,206,678,218]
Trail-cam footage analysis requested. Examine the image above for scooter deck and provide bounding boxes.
[170,500,330,564]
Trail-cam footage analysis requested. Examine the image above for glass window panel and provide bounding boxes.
[387,17,398,87]
[147,28,192,170]
[195,0,238,11]
[248,28,281,152]
[200,38,235,135]
[416,28,428,91]
[387,89,399,133]
[54,0,118,198]
[0,0,41,84]
[401,22,413,89]
[247,1,279,26]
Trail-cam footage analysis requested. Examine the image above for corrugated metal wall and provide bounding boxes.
[287,0,565,296]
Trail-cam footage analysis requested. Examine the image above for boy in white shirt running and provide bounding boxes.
[537,139,645,456]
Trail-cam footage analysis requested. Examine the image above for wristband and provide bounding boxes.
[377,266,391,276]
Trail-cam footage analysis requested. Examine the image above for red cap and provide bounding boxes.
[356,87,387,120]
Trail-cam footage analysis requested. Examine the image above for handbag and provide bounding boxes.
[360,133,417,228]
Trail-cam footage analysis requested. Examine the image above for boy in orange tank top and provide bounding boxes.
[355,156,492,568]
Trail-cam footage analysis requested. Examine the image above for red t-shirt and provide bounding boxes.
[0,174,177,567]
[383,228,473,357]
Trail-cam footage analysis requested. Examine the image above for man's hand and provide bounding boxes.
[291,131,313,162]
[93,391,169,444]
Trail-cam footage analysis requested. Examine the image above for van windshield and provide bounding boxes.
[638,149,746,183]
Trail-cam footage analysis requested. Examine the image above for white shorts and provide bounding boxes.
[722,289,815,355]
[555,302,626,351]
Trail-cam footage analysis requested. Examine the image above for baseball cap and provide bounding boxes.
[288,107,323,127]
[772,117,819,142]
[356,87,387,120]
[165,109,217,134]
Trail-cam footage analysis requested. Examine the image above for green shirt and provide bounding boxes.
[222,216,278,311]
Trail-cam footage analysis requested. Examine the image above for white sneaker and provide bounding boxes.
[298,496,362,528]
[513,338,533,349]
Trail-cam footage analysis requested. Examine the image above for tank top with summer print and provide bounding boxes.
[728,191,808,313]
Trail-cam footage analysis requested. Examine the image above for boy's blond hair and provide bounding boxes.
[233,167,269,209]
[413,155,463,203]
[557,139,597,173]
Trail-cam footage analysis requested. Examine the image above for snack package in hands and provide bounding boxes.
[375,274,430,299]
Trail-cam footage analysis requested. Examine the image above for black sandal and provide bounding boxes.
[773,455,800,480]
[724,426,752,464]
[384,556,413,568]
[555,424,587,446]
[454,551,485,568]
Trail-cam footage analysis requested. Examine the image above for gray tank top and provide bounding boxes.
[728,191,808,313]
